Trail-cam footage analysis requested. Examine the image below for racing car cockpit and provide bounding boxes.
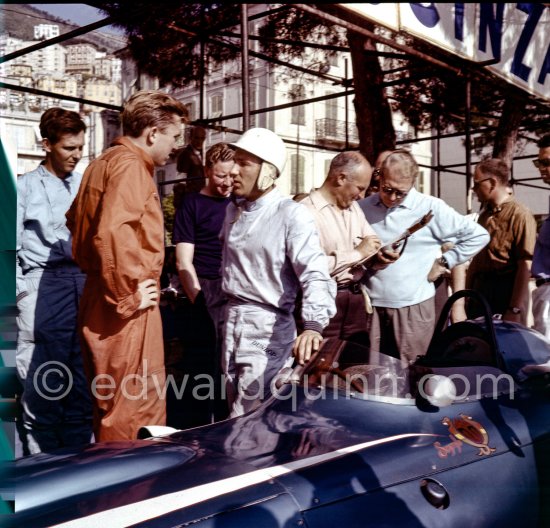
[420,289,503,370]
[288,290,549,408]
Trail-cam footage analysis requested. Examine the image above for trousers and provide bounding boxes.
[79,277,166,442]
[369,296,436,365]
[223,300,295,417]
[16,267,92,454]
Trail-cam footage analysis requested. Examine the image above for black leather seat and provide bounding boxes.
[422,321,496,368]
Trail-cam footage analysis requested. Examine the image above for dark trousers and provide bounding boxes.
[467,271,515,319]
[161,297,228,430]
[323,289,371,348]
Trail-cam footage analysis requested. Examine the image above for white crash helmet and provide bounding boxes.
[230,127,287,176]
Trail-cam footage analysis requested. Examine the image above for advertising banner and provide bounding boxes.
[340,3,550,101]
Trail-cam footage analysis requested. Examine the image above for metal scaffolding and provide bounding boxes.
[2,3,547,205]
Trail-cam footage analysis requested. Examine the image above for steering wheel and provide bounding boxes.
[424,289,505,371]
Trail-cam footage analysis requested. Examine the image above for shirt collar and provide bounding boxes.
[241,187,280,212]
[309,188,334,211]
[37,162,77,183]
[112,136,155,175]
[309,188,358,213]
[487,198,514,214]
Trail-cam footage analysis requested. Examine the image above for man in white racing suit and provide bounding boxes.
[221,128,336,417]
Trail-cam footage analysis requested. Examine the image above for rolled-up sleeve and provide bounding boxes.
[430,201,490,269]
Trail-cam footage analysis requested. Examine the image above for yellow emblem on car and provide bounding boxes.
[442,414,496,456]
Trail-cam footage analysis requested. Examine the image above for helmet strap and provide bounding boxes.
[256,162,278,191]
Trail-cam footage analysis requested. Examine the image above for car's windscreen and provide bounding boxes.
[303,338,412,401]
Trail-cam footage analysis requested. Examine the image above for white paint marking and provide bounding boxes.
[51,433,436,528]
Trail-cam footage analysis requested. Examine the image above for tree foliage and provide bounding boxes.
[97,3,242,87]
[261,6,549,162]
[259,7,396,161]
[258,7,346,67]
[389,51,549,136]
[377,33,549,162]
[97,3,549,164]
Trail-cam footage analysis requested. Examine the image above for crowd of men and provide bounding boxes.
[15,89,550,453]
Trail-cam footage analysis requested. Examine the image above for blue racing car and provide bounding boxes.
[4,291,550,527]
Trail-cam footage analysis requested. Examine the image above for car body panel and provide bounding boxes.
[3,307,550,527]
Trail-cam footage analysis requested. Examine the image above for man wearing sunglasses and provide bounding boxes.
[531,134,550,338]
[365,150,392,197]
[358,150,489,364]
[466,158,536,325]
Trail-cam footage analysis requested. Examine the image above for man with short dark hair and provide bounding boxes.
[67,90,188,441]
[467,158,537,324]
[531,135,550,338]
[17,107,92,454]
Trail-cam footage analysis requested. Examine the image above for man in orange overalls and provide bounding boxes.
[67,91,187,441]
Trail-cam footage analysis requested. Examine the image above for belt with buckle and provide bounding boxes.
[536,277,550,287]
[337,282,362,294]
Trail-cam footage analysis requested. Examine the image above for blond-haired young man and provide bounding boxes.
[67,91,187,441]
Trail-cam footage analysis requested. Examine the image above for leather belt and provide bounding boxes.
[337,282,362,294]
[536,277,550,287]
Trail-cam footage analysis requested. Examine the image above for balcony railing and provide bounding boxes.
[315,118,359,147]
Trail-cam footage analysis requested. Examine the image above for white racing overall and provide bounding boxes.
[221,188,336,417]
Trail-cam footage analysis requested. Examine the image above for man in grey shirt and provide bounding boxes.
[16,108,92,454]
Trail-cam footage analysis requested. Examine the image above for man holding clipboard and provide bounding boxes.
[358,150,489,364]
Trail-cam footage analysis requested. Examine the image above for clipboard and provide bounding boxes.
[330,210,434,277]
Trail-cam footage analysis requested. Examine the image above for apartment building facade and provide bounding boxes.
[150,4,432,199]
[0,27,122,175]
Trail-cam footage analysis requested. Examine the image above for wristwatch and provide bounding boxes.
[437,256,449,269]
[508,306,522,314]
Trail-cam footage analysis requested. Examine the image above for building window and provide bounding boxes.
[290,84,305,126]
[325,92,338,136]
[291,103,305,126]
[291,153,305,194]
[211,94,223,118]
